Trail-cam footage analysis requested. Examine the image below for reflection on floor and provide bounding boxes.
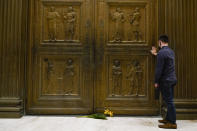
[0,116,197,131]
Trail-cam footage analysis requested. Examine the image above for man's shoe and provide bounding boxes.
[158,123,177,129]
[158,119,168,123]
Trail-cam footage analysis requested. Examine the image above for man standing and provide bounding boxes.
[150,35,177,129]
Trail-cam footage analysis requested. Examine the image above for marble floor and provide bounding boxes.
[0,116,197,131]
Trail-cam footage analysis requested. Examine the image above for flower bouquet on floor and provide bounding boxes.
[78,109,113,120]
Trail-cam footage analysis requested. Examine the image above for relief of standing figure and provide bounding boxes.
[112,60,122,96]
[63,58,75,95]
[126,60,143,96]
[129,7,142,41]
[111,8,125,42]
[47,7,60,41]
[63,6,77,41]
[44,59,56,93]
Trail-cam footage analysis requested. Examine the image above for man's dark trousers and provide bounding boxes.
[160,81,176,124]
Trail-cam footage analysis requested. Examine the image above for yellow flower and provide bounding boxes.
[109,111,113,117]
[104,109,110,115]
[104,108,114,117]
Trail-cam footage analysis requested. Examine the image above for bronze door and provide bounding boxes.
[27,0,94,114]
[94,0,158,115]
[27,0,158,115]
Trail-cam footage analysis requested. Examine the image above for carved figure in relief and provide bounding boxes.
[63,6,77,41]
[45,59,54,80]
[111,8,125,42]
[126,60,143,96]
[63,58,75,95]
[129,7,142,41]
[112,60,122,96]
[47,7,60,41]
[44,59,56,93]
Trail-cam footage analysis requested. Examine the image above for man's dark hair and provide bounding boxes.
[159,35,169,43]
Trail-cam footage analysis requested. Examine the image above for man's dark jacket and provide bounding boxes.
[154,46,177,99]
[155,46,177,84]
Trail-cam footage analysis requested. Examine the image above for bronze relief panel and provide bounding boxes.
[40,55,81,98]
[107,55,148,98]
[42,2,81,44]
[107,3,147,45]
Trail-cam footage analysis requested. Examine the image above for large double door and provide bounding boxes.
[27,0,158,115]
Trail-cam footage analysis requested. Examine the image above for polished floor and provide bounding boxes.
[0,116,197,131]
